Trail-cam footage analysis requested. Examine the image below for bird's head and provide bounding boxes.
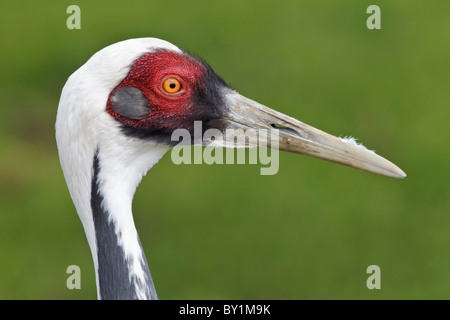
[57,37,405,188]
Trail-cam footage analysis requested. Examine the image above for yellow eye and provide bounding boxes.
[163,78,182,94]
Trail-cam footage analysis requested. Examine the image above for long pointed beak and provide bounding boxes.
[219,91,406,178]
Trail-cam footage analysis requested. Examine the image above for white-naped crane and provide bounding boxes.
[55,38,405,300]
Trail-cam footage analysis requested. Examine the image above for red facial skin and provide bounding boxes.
[107,50,208,132]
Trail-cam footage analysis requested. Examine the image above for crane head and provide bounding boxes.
[89,38,405,178]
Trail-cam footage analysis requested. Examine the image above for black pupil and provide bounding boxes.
[169,82,176,89]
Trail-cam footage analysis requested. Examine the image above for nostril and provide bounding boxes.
[271,123,287,129]
[271,124,302,138]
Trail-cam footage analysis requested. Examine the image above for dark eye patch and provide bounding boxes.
[110,86,150,120]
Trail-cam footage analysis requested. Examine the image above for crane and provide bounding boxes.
[55,38,405,300]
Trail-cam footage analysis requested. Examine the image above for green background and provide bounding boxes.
[0,0,449,299]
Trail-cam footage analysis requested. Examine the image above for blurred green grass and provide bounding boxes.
[0,0,449,299]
